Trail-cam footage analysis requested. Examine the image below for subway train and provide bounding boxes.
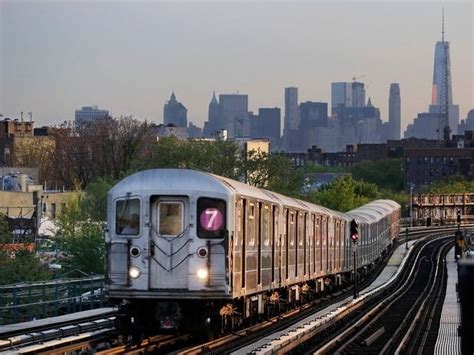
[105,169,400,336]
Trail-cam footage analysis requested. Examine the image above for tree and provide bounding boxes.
[307,176,381,212]
[139,137,242,180]
[351,159,404,192]
[80,178,115,222]
[254,153,303,198]
[55,196,105,276]
[423,175,474,194]
[51,117,152,189]
[0,248,51,285]
[0,214,12,244]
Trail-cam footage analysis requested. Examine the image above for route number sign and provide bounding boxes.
[200,208,223,231]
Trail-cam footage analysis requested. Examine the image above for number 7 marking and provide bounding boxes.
[205,209,218,228]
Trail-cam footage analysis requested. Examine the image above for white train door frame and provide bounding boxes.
[149,196,190,290]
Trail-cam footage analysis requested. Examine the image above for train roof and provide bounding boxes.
[109,169,398,223]
[109,169,234,200]
[346,199,400,224]
[212,174,344,218]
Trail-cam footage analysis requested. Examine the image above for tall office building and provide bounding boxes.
[163,92,187,127]
[388,83,401,140]
[332,81,367,112]
[284,87,299,130]
[259,108,281,150]
[299,102,328,129]
[331,83,352,112]
[75,106,109,126]
[219,94,249,138]
[284,87,299,151]
[351,82,366,108]
[203,92,221,137]
[428,12,459,137]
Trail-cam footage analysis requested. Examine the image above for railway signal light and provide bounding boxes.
[350,219,358,243]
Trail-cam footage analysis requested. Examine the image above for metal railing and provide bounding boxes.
[0,276,106,325]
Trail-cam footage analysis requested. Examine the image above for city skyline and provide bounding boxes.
[1,1,473,130]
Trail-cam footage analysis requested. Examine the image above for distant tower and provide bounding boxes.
[206,91,221,136]
[429,9,459,139]
[331,82,353,112]
[389,83,401,140]
[218,94,249,138]
[351,82,366,108]
[163,92,187,127]
[284,87,299,151]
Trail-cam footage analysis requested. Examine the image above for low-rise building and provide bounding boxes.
[404,147,474,190]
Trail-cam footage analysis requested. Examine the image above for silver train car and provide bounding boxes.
[106,169,400,336]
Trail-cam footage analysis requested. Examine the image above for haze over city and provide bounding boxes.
[1,0,473,130]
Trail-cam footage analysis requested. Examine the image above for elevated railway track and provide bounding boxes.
[1,225,470,354]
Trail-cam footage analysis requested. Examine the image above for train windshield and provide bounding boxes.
[197,198,226,238]
[158,202,184,236]
[116,198,140,235]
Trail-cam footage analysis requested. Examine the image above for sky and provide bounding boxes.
[1,0,473,133]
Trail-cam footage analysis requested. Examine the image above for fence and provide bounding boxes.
[0,276,106,325]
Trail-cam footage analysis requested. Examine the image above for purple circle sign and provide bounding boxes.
[200,208,223,231]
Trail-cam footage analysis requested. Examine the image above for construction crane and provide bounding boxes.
[352,74,367,82]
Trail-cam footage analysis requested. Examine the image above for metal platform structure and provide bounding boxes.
[434,247,461,354]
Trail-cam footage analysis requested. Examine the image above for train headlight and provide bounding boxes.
[197,268,208,280]
[129,266,141,279]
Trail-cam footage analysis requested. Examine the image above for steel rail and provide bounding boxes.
[314,235,450,354]
[393,242,451,354]
[176,228,452,355]
[0,316,116,351]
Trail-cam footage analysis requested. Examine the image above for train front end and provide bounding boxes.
[105,169,232,335]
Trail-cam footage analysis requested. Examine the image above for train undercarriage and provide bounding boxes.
[112,256,386,344]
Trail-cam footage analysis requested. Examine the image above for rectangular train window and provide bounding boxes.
[263,205,270,246]
[159,202,184,236]
[116,198,140,235]
[197,197,227,238]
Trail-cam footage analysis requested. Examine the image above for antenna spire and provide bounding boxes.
[442,8,445,43]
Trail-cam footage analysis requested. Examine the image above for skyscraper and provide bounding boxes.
[163,92,187,127]
[428,11,459,138]
[331,83,352,112]
[351,82,366,108]
[219,94,249,138]
[284,87,299,151]
[388,83,401,140]
[258,107,281,150]
[284,87,299,131]
[299,102,328,129]
[203,91,221,137]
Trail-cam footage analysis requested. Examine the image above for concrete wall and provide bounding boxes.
[0,191,35,218]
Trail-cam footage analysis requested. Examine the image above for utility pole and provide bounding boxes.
[405,227,409,250]
[409,184,415,227]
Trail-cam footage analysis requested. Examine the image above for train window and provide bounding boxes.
[263,205,270,246]
[159,202,184,236]
[116,198,140,235]
[249,203,255,219]
[197,198,227,238]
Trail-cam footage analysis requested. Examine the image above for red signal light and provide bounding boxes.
[351,234,358,243]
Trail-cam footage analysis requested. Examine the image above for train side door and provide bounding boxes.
[149,197,190,289]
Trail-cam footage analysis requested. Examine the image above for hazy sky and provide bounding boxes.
[1,0,473,132]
